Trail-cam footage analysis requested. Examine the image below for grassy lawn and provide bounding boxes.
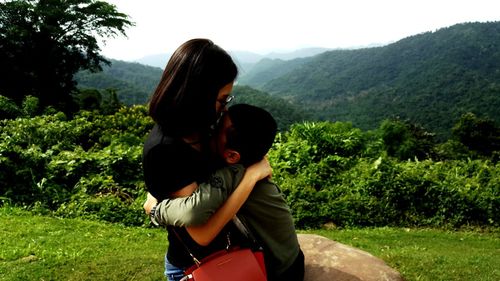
[1,208,499,281]
[0,208,167,281]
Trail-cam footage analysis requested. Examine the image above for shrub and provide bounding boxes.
[0,105,153,226]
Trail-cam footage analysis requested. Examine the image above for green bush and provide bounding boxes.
[269,121,499,228]
[271,153,500,228]
[0,95,22,119]
[55,175,148,226]
[0,105,153,226]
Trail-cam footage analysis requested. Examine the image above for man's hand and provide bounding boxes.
[143,192,158,215]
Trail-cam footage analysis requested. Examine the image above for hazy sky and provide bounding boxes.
[100,0,500,61]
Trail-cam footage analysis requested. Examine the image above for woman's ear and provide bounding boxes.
[223,149,240,164]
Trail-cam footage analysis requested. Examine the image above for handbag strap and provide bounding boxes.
[171,227,202,266]
[232,215,263,251]
[171,226,233,267]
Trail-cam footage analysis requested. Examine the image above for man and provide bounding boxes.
[145,104,304,281]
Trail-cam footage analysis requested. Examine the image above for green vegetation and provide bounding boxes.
[269,121,499,229]
[1,105,498,229]
[0,105,153,226]
[1,210,498,281]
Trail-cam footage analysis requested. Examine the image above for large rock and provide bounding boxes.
[297,234,404,281]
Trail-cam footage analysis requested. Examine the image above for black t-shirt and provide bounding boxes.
[143,124,212,200]
[143,124,233,267]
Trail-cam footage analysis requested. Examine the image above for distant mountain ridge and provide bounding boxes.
[239,22,500,137]
[133,47,331,70]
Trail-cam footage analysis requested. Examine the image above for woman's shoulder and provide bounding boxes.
[145,124,173,144]
[144,125,181,152]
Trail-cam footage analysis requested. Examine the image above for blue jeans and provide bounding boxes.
[164,254,185,281]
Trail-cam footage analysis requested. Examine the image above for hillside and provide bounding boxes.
[237,57,310,87]
[75,59,163,105]
[241,22,500,138]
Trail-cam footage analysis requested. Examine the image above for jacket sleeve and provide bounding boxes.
[153,166,243,227]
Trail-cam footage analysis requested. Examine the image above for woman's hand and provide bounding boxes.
[246,155,272,182]
[143,192,158,215]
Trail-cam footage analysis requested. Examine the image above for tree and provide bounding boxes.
[380,118,436,160]
[452,112,500,156]
[0,0,133,112]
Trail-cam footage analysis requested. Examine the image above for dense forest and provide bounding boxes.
[240,22,500,138]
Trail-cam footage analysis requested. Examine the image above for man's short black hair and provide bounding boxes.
[226,104,277,166]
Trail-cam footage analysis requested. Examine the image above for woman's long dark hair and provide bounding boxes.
[149,39,238,138]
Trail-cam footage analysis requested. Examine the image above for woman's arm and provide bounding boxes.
[143,182,199,215]
[149,168,234,227]
[186,157,272,246]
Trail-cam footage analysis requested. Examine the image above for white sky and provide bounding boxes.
[100,0,500,61]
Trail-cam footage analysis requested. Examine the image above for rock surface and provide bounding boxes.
[297,234,405,281]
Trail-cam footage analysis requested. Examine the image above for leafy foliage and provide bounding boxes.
[380,118,436,160]
[269,121,499,229]
[0,0,133,112]
[0,105,153,226]
[452,112,500,157]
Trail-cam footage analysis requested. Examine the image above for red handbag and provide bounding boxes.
[182,247,267,281]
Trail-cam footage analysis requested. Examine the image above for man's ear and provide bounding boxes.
[223,149,240,164]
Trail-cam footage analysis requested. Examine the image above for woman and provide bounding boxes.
[142,38,271,281]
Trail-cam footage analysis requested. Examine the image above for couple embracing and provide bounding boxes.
[142,38,304,281]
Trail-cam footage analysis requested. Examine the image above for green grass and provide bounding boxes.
[0,208,167,281]
[1,208,499,281]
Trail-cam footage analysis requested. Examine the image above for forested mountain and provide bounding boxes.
[240,22,500,138]
[74,60,311,130]
[237,57,310,87]
[75,59,163,105]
